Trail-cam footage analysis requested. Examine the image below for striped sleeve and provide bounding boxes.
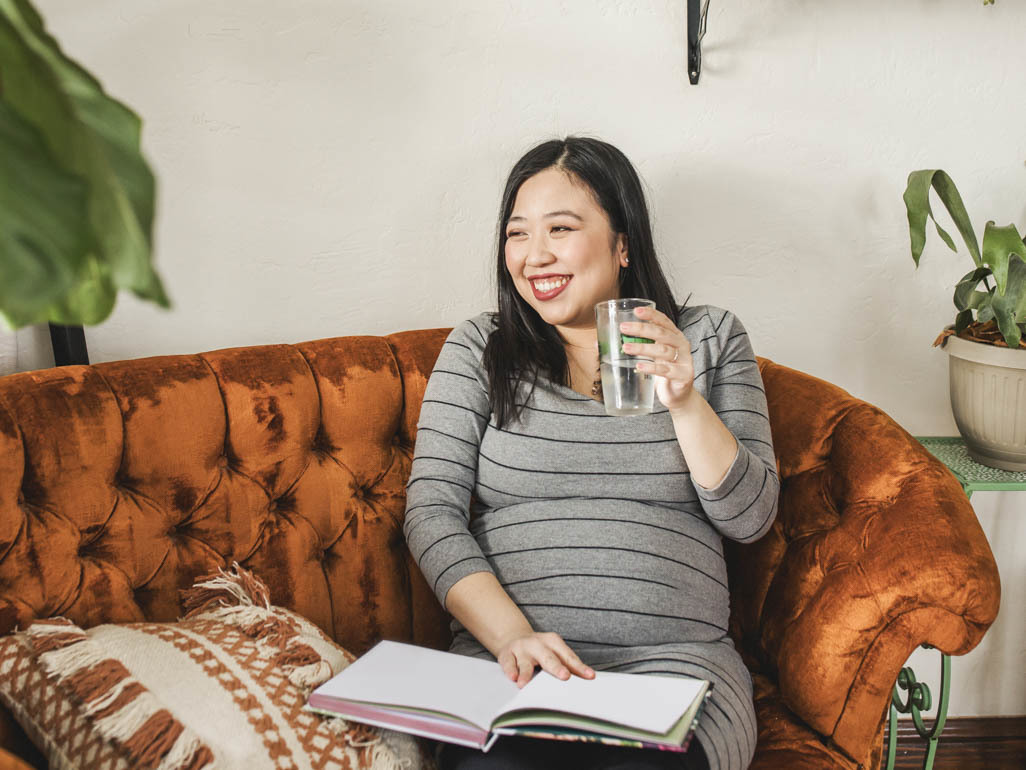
[403,317,495,608]
[691,310,779,543]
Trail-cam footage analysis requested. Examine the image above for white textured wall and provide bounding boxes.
[9,0,1025,716]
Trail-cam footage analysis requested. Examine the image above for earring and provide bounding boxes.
[624,258,630,266]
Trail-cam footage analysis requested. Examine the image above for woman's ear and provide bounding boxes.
[617,234,629,267]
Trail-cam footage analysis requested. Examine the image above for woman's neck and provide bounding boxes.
[557,324,597,353]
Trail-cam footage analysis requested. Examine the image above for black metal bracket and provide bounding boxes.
[48,323,89,366]
[687,0,711,85]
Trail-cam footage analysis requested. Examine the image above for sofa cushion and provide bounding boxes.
[0,565,426,769]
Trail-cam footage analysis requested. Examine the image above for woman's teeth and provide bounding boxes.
[533,277,569,292]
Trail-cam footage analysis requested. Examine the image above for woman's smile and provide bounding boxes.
[529,275,572,300]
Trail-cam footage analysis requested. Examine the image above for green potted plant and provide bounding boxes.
[0,0,168,364]
[903,169,1026,471]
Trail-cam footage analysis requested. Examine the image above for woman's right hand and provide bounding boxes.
[496,631,595,688]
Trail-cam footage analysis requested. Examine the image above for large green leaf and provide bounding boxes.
[966,290,991,310]
[0,100,89,327]
[954,308,974,334]
[49,254,117,326]
[981,221,1026,297]
[953,266,992,311]
[991,291,1021,348]
[1013,254,1026,323]
[903,169,981,268]
[0,0,168,329]
[994,254,1026,345]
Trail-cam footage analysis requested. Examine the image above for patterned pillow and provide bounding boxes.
[0,565,430,770]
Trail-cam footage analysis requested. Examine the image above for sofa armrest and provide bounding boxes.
[731,366,1000,765]
[0,746,34,770]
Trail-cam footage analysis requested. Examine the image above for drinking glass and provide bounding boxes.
[595,298,656,416]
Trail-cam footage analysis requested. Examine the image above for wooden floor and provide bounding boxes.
[885,716,1026,769]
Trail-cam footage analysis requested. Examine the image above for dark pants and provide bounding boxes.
[438,735,710,770]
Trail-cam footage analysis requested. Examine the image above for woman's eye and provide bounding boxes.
[506,231,523,238]
[552,226,571,232]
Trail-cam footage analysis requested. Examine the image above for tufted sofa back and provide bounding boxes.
[0,328,457,656]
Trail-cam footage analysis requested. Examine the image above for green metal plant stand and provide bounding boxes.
[883,436,1026,770]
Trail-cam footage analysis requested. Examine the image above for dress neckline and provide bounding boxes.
[543,376,606,406]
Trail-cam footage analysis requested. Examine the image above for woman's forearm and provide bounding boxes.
[669,388,739,489]
[444,572,535,656]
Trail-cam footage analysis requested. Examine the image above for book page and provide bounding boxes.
[309,640,518,729]
[498,669,707,734]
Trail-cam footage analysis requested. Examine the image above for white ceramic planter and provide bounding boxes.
[945,331,1026,471]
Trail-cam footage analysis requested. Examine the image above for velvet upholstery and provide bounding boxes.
[0,328,999,769]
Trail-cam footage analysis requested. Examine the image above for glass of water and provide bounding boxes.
[595,298,656,416]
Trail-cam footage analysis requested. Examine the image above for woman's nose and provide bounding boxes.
[525,235,554,265]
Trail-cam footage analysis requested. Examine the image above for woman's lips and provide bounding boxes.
[530,276,571,301]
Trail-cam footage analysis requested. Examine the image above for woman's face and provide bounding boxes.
[504,167,627,339]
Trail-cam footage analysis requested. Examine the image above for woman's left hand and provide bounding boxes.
[619,305,696,415]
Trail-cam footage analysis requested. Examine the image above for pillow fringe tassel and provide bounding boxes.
[182,562,415,767]
[22,618,214,769]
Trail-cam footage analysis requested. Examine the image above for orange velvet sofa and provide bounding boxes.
[0,327,1000,769]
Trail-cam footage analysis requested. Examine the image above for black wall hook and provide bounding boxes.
[688,0,711,85]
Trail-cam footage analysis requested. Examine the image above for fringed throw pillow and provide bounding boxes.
[0,565,429,770]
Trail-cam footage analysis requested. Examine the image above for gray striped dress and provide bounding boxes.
[403,304,779,770]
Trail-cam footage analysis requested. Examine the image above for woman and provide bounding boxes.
[403,137,779,770]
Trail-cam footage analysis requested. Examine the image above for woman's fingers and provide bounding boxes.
[537,649,570,680]
[555,643,595,679]
[620,319,671,342]
[626,340,683,359]
[498,650,518,682]
[623,335,691,365]
[516,653,535,688]
[620,316,687,360]
[539,633,594,680]
[632,305,671,328]
[499,633,595,688]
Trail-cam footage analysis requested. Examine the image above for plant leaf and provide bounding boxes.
[966,290,991,310]
[954,309,974,334]
[0,0,169,328]
[991,290,1021,348]
[903,169,981,267]
[47,254,117,326]
[1004,253,1026,323]
[0,100,91,328]
[953,266,992,311]
[980,221,1026,297]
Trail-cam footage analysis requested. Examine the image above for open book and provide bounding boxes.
[305,640,711,753]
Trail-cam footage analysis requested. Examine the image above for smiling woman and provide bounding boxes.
[404,137,778,770]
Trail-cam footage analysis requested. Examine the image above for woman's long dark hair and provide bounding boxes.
[484,136,686,429]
